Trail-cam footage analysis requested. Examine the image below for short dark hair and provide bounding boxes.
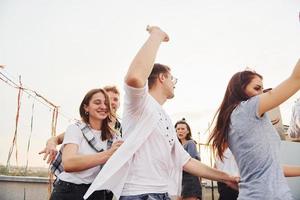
[148,63,170,89]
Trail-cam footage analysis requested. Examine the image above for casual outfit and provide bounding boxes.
[288,98,300,138]
[85,83,191,200]
[181,140,202,199]
[50,122,118,200]
[228,96,293,200]
[215,148,239,200]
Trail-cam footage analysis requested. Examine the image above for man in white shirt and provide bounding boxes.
[84,26,238,200]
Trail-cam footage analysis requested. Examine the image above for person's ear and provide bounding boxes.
[83,104,89,113]
[157,73,166,83]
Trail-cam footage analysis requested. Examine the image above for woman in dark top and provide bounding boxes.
[175,118,202,200]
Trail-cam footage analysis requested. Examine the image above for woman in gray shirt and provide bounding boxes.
[175,118,202,200]
[208,59,300,200]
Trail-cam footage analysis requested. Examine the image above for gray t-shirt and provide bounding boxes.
[183,140,200,160]
[228,96,293,200]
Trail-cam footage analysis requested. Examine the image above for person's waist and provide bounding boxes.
[122,182,168,196]
[58,171,98,185]
[120,192,169,199]
[55,179,91,188]
[125,173,169,187]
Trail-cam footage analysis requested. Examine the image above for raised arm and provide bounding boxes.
[258,59,300,116]
[125,26,169,88]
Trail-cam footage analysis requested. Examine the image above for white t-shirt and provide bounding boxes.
[215,148,239,177]
[288,98,300,138]
[121,83,191,196]
[58,123,108,184]
[83,83,191,199]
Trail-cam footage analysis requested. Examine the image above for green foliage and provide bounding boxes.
[0,165,48,177]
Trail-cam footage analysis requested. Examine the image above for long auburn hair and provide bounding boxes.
[79,88,116,141]
[208,70,262,161]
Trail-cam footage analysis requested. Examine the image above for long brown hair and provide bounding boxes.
[79,88,116,141]
[208,70,263,160]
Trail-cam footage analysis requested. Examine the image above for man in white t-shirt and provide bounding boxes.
[84,26,238,200]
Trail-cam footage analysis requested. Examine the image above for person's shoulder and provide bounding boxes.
[67,123,79,130]
[186,140,196,146]
[66,122,85,134]
[234,96,259,112]
[241,96,258,106]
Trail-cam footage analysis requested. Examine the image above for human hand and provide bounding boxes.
[38,142,58,164]
[146,25,169,42]
[107,140,124,156]
[224,176,240,191]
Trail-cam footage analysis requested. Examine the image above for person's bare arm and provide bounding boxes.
[183,158,239,190]
[258,59,300,116]
[282,165,300,177]
[62,141,123,172]
[38,133,65,164]
[125,26,169,88]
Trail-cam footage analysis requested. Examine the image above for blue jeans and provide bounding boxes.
[120,193,171,200]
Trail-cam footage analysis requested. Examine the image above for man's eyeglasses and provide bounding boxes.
[171,76,178,85]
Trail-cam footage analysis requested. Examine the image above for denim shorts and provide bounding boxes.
[120,193,171,200]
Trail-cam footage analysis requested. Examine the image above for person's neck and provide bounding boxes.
[181,138,187,145]
[89,119,102,131]
[149,88,167,105]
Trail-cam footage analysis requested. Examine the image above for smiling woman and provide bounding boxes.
[49,88,123,200]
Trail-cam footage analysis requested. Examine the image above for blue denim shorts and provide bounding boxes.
[120,193,171,200]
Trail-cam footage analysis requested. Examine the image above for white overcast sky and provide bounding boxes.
[1,0,300,167]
